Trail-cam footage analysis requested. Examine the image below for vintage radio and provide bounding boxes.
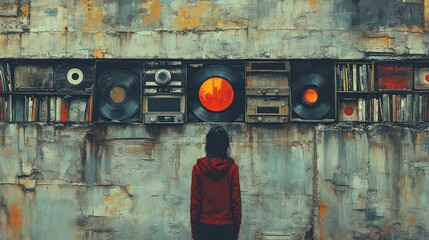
[55,61,95,93]
[245,61,290,123]
[142,61,186,124]
[13,64,54,91]
[142,61,186,87]
[142,93,186,124]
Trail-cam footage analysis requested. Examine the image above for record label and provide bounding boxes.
[67,68,84,85]
[198,77,234,112]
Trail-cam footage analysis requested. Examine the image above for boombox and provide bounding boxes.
[13,63,54,92]
[142,61,186,124]
[55,61,95,93]
[245,61,290,123]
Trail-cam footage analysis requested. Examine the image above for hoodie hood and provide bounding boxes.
[197,157,234,179]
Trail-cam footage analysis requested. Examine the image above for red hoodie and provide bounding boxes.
[190,157,241,240]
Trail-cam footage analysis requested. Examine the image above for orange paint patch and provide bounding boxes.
[177,2,211,30]
[141,0,163,25]
[20,5,29,18]
[92,49,104,58]
[149,0,163,24]
[319,202,329,240]
[309,0,317,10]
[7,202,23,230]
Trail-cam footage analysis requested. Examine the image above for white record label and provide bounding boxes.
[67,68,84,85]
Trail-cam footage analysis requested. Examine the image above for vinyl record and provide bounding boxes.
[291,73,333,119]
[188,65,244,122]
[96,69,140,120]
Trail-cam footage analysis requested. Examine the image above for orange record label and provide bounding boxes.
[199,77,234,112]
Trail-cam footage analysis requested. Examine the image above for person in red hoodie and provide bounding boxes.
[190,126,242,240]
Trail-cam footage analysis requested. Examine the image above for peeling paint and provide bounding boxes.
[140,0,163,25]
[81,0,104,32]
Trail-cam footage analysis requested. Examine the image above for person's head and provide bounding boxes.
[205,125,230,159]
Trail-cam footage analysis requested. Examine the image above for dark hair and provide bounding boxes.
[205,126,230,159]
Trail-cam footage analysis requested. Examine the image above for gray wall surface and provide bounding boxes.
[1,0,429,239]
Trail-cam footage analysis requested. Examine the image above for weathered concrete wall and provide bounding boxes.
[1,0,429,59]
[317,124,429,240]
[2,0,429,240]
[0,123,315,239]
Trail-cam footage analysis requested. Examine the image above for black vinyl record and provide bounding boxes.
[291,73,333,119]
[96,69,140,121]
[188,65,244,122]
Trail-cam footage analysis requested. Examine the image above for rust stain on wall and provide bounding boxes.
[81,0,104,31]
[424,0,429,31]
[309,0,318,11]
[7,202,22,230]
[102,187,133,215]
[3,147,13,156]
[92,32,106,58]
[140,0,163,25]
[318,201,329,240]
[361,35,395,49]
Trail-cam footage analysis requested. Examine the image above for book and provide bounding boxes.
[31,97,38,121]
[38,96,49,122]
[69,98,88,122]
[352,64,357,91]
[60,98,69,122]
[55,96,61,122]
[405,94,413,122]
[381,94,389,122]
[49,96,56,122]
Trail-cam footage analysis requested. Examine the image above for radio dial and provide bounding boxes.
[155,69,172,86]
[257,116,263,122]
[274,89,279,94]
[150,117,156,123]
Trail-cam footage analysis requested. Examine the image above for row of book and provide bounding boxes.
[336,63,373,92]
[339,94,429,122]
[0,95,93,122]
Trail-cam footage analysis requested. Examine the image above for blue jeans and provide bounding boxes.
[196,223,236,240]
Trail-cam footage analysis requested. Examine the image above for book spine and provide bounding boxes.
[49,97,56,122]
[60,98,69,122]
[55,97,61,122]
